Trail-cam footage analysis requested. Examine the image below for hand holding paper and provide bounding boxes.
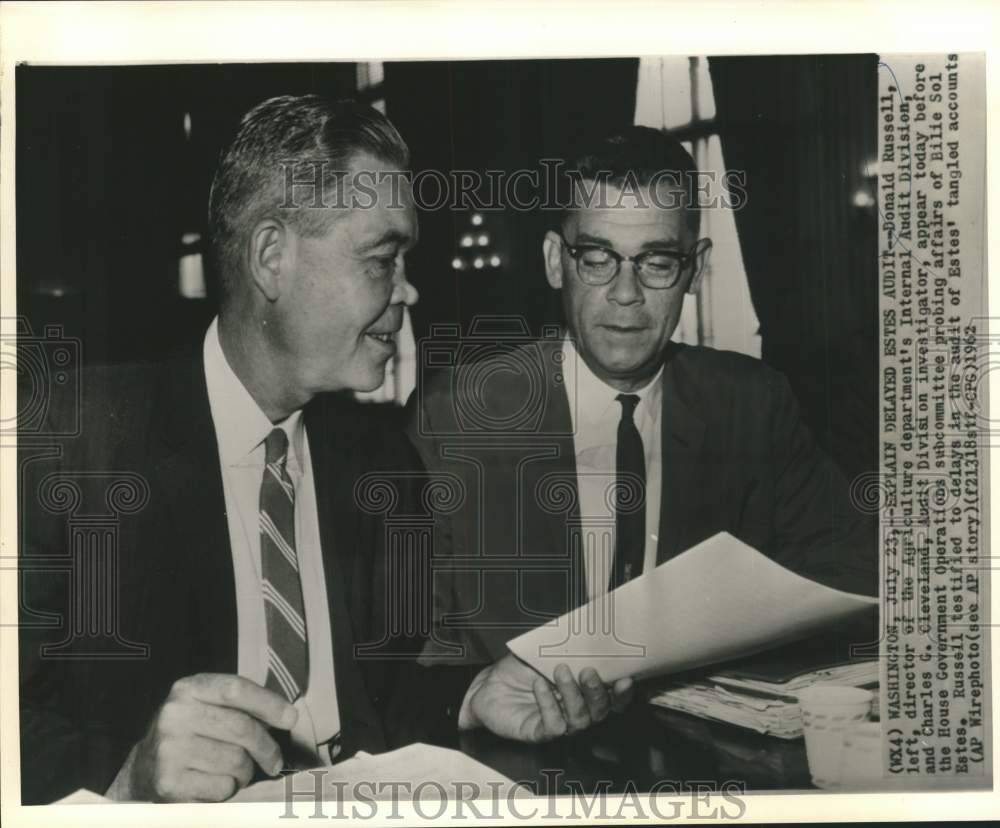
[459,653,634,741]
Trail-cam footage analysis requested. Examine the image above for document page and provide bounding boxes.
[507,532,877,683]
[232,743,520,803]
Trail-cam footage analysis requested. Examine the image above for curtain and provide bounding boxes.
[708,55,878,480]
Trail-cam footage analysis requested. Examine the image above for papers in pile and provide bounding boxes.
[649,659,878,739]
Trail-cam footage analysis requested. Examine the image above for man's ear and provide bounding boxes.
[247,218,288,302]
[686,238,713,295]
[543,231,565,290]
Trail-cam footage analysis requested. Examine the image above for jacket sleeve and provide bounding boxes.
[372,408,474,748]
[766,369,878,596]
[18,436,135,803]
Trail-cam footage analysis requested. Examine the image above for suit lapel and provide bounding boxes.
[528,341,708,587]
[656,345,708,565]
[146,362,383,747]
[537,340,587,612]
[151,357,238,673]
[305,395,358,601]
[304,395,384,744]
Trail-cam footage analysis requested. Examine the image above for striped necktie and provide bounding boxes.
[259,427,309,701]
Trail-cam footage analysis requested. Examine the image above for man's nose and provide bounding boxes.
[607,261,643,305]
[391,259,419,307]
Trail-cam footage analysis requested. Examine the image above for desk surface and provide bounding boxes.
[455,701,815,794]
[454,615,882,794]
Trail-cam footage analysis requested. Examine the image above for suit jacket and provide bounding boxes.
[405,338,877,665]
[18,355,465,804]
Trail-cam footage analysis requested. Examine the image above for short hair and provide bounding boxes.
[208,95,410,294]
[561,125,701,234]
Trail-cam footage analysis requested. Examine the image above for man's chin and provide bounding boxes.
[308,361,387,396]
[590,346,651,373]
[351,363,390,394]
[586,350,660,387]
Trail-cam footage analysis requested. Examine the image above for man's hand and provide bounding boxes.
[108,673,298,802]
[458,654,634,743]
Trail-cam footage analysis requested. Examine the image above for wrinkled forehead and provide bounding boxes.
[564,179,691,243]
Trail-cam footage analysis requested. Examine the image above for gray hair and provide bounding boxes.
[208,95,409,294]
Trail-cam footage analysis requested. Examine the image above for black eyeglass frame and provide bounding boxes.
[556,232,699,290]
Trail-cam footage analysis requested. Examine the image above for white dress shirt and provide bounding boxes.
[203,318,340,765]
[561,338,663,601]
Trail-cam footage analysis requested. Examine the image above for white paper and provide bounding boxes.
[507,532,877,683]
[51,788,115,804]
[231,742,521,803]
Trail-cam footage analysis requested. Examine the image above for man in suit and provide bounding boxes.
[19,95,641,804]
[406,126,877,740]
[18,95,461,804]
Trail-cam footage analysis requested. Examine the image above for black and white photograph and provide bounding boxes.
[1,2,994,823]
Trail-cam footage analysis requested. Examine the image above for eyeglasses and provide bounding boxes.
[557,233,696,290]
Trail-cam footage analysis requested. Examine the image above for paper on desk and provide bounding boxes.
[52,788,115,804]
[507,532,877,684]
[231,742,522,803]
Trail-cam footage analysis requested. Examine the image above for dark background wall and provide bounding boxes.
[383,59,639,340]
[709,55,879,481]
[17,63,356,363]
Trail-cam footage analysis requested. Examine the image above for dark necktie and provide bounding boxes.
[259,427,309,702]
[609,393,646,591]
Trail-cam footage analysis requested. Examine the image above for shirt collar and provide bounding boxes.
[203,317,304,468]
[562,336,663,429]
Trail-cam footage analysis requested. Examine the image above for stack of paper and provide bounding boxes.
[650,681,807,738]
[649,662,877,739]
[713,659,878,698]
